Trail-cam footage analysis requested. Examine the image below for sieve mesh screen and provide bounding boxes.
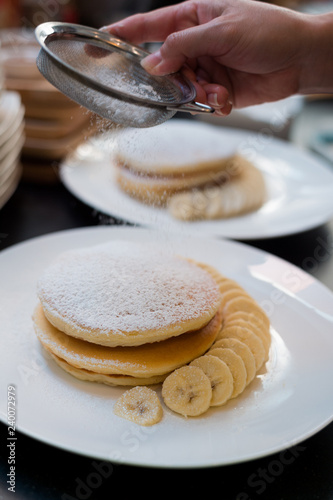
[45,37,189,105]
[35,22,212,127]
[36,48,176,128]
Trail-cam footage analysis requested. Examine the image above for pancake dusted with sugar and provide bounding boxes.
[113,120,266,218]
[113,120,239,203]
[114,120,237,176]
[33,302,221,386]
[36,241,222,347]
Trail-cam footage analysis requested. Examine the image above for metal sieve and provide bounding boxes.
[35,22,214,128]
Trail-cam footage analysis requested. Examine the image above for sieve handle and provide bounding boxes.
[169,101,214,114]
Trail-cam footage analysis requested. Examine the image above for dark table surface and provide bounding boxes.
[0,166,333,500]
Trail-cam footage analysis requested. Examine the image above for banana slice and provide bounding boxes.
[161,365,212,417]
[168,155,265,221]
[225,311,271,347]
[208,347,247,398]
[190,354,233,406]
[223,296,270,330]
[113,386,163,426]
[217,324,266,371]
[224,309,270,332]
[225,317,270,359]
[220,288,251,308]
[211,338,256,385]
[217,279,244,295]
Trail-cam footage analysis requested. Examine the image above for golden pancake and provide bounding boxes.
[114,120,237,176]
[33,302,221,382]
[114,163,236,205]
[37,241,222,347]
[113,120,244,206]
[50,354,168,386]
[113,121,266,221]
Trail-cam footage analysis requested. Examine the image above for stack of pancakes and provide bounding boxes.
[33,241,223,386]
[113,120,266,220]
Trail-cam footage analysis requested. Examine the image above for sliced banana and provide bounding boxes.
[211,338,256,385]
[223,296,270,330]
[113,386,163,426]
[217,324,266,371]
[168,156,265,221]
[190,354,233,406]
[161,365,212,417]
[220,288,250,308]
[225,311,271,347]
[208,347,247,398]
[225,317,270,359]
[217,279,244,295]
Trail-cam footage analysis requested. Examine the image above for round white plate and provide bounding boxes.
[0,226,333,468]
[60,124,333,240]
[0,91,23,143]
[0,160,21,208]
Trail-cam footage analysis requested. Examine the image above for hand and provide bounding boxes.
[103,0,333,113]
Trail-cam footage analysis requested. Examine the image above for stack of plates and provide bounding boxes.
[0,29,101,182]
[0,90,25,209]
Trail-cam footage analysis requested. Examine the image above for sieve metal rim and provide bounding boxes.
[34,21,197,108]
[36,47,177,128]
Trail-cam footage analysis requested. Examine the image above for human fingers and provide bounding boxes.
[141,21,221,76]
[195,63,232,110]
[181,67,231,116]
[203,83,232,116]
[85,3,197,62]
[102,2,197,45]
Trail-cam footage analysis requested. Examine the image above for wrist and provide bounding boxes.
[299,12,333,95]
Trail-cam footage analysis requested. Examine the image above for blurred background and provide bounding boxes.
[3,0,330,29]
[0,0,332,198]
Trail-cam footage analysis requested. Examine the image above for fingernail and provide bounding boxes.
[207,93,219,107]
[214,108,228,117]
[141,50,163,73]
[207,93,221,108]
[214,97,233,116]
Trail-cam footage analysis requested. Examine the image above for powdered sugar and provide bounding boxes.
[115,120,239,174]
[92,54,163,101]
[37,241,220,337]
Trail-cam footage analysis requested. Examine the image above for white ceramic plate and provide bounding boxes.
[0,226,333,468]
[197,96,304,137]
[0,126,25,173]
[0,161,21,209]
[60,124,333,240]
[0,91,23,144]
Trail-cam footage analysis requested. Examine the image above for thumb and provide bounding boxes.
[141,23,215,75]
